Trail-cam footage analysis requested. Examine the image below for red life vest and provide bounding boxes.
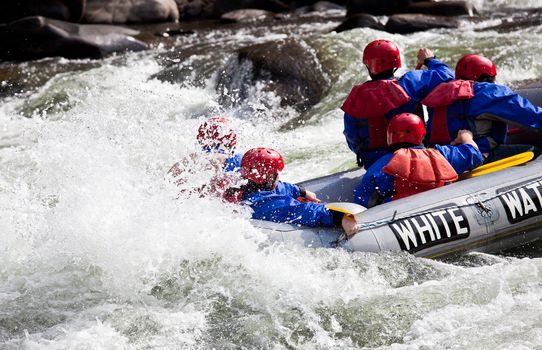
[341,80,412,149]
[422,80,475,144]
[382,148,458,200]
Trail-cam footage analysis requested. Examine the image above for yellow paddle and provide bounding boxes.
[459,151,534,180]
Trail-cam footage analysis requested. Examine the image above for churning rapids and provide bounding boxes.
[1,0,542,348]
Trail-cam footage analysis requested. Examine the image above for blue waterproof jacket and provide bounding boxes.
[425,82,542,153]
[242,181,335,227]
[354,144,483,207]
[343,58,454,167]
[224,153,242,172]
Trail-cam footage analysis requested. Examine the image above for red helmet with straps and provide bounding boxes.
[455,54,497,81]
[387,113,426,146]
[196,116,237,153]
[363,40,402,75]
[241,148,284,185]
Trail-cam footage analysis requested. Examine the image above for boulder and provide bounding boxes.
[403,0,476,16]
[83,0,179,24]
[346,0,412,16]
[214,0,290,16]
[0,16,148,61]
[384,13,459,34]
[175,0,217,19]
[216,39,330,112]
[333,13,383,32]
[0,0,86,23]
[221,9,274,23]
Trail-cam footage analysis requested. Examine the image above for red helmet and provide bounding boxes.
[387,113,426,146]
[363,40,402,75]
[196,116,237,153]
[455,54,497,81]
[241,148,285,185]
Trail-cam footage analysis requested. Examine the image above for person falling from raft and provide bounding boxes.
[423,54,542,163]
[168,116,242,196]
[354,113,484,208]
[342,39,454,169]
[224,147,359,236]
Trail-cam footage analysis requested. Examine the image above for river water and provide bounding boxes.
[1,0,542,348]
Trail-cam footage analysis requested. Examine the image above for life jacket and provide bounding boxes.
[342,80,412,149]
[382,148,458,200]
[422,80,474,144]
[223,187,244,203]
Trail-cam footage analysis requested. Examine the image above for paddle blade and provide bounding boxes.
[326,202,367,215]
[460,151,534,180]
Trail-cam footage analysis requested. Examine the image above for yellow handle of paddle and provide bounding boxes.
[459,151,534,180]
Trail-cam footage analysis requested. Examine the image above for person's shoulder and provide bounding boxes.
[474,81,513,94]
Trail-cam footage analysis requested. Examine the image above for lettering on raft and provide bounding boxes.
[389,207,470,253]
[498,180,542,224]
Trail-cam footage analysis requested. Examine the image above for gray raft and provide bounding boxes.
[255,157,542,259]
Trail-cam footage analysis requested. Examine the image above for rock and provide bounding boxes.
[175,0,217,19]
[346,0,412,16]
[83,0,179,24]
[216,38,330,112]
[333,13,383,32]
[221,9,274,23]
[214,0,290,16]
[403,0,476,17]
[384,13,459,34]
[0,16,148,61]
[0,0,86,23]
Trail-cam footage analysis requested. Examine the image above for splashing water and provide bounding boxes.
[2,0,542,348]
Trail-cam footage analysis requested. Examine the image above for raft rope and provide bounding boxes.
[355,176,542,231]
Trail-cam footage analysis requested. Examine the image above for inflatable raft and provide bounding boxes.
[256,157,542,259]
[255,83,542,259]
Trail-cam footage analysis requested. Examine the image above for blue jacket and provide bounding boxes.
[224,153,242,172]
[354,144,483,207]
[343,58,455,167]
[242,181,335,227]
[426,82,542,153]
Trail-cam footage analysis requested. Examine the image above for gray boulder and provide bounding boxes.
[333,13,383,32]
[175,0,217,19]
[403,1,476,16]
[0,16,148,61]
[83,0,179,24]
[0,0,86,23]
[385,13,459,34]
[214,0,290,16]
[216,39,330,112]
[346,0,412,16]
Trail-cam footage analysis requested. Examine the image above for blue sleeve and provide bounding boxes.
[343,112,364,154]
[468,83,542,129]
[399,58,455,101]
[250,195,335,227]
[274,181,301,198]
[435,144,484,175]
[353,154,395,206]
[223,153,243,172]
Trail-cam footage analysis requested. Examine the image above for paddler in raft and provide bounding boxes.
[422,54,542,163]
[168,116,243,197]
[342,39,454,169]
[224,148,359,236]
[354,113,484,208]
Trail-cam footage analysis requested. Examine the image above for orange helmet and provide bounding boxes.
[387,113,426,146]
[241,148,284,185]
[363,40,402,75]
[455,54,497,81]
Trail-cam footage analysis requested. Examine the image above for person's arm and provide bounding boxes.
[436,130,484,174]
[400,49,455,101]
[469,83,542,129]
[343,113,364,154]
